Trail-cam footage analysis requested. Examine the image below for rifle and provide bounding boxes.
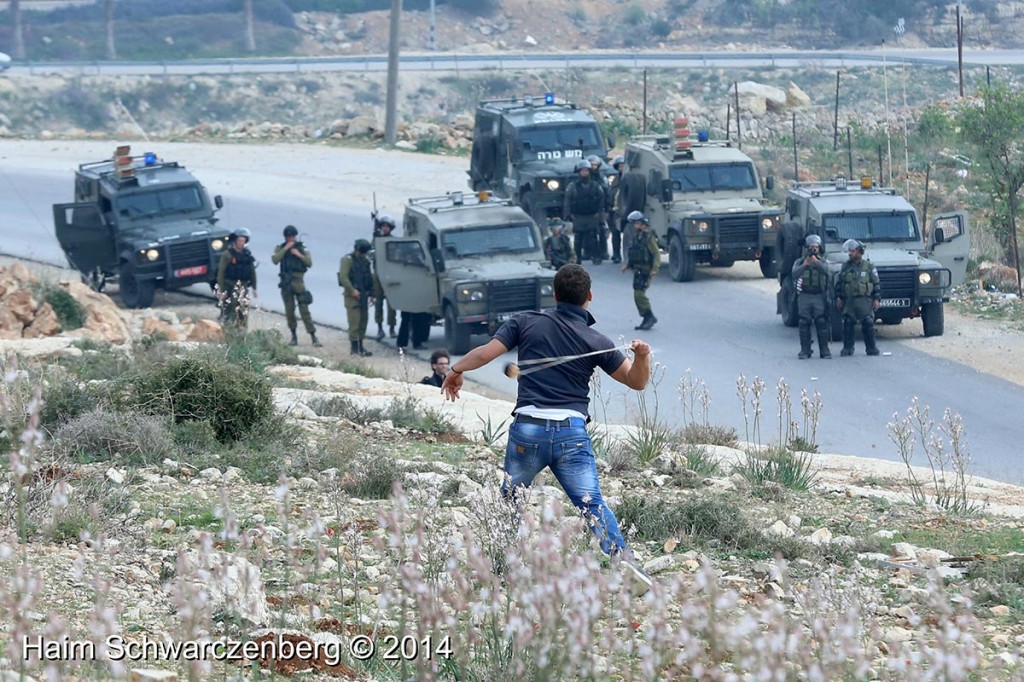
[371,191,380,237]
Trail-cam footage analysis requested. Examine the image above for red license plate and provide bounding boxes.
[174,265,207,278]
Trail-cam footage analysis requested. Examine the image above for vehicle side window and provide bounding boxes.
[786,198,801,219]
[933,215,965,240]
[387,241,427,267]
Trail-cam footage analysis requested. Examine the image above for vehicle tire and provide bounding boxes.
[620,172,646,214]
[444,305,472,355]
[119,262,156,309]
[922,302,944,337]
[668,233,695,282]
[780,277,799,327]
[759,247,779,279]
[711,257,735,268]
[471,133,497,182]
[830,307,844,342]
[777,222,803,281]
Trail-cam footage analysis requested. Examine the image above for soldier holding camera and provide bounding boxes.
[792,234,832,359]
[272,224,321,347]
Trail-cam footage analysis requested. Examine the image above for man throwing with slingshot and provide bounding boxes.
[441,264,653,585]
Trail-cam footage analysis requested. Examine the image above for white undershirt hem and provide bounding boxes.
[515,405,586,421]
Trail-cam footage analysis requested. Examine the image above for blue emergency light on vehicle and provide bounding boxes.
[697,130,709,142]
[545,93,555,105]
[143,152,157,165]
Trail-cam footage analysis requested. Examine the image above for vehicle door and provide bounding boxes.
[373,237,439,314]
[928,212,969,286]
[53,202,116,273]
[498,120,515,192]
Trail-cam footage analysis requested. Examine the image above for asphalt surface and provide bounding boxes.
[2,147,1023,484]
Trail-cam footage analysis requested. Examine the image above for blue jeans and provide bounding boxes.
[502,417,627,555]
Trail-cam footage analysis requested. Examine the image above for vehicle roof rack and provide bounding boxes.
[407,190,514,213]
[478,95,575,111]
[792,179,899,197]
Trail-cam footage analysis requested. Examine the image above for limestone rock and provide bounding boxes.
[186,319,224,343]
[786,81,812,108]
[766,520,794,538]
[6,288,37,325]
[142,316,183,342]
[807,527,833,545]
[130,668,178,681]
[181,552,270,626]
[346,114,380,137]
[23,303,61,338]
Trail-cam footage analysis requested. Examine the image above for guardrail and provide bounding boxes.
[4,49,982,77]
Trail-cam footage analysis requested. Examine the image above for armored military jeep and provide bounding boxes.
[468,95,616,233]
[373,191,555,355]
[53,145,231,308]
[619,128,782,281]
[775,177,969,338]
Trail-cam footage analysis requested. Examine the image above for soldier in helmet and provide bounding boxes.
[610,154,626,264]
[543,218,576,269]
[835,239,881,356]
[792,234,832,359]
[338,238,375,356]
[272,225,321,347]
[563,159,605,264]
[588,154,611,262]
[372,213,398,340]
[622,211,660,330]
[216,228,256,330]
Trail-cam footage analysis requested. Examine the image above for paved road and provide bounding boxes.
[2,151,1022,484]
[6,48,1024,77]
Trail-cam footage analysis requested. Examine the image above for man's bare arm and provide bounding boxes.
[441,338,509,401]
[609,339,652,390]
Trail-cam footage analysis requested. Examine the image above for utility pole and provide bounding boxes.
[384,0,402,145]
[244,0,256,53]
[11,0,25,60]
[429,0,436,51]
[956,2,964,97]
[104,0,117,60]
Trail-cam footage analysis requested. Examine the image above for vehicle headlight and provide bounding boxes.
[544,179,560,191]
[540,282,554,296]
[457,285,486,302]
[697,221,709,233]
[607,175,618,186]
[762,216,779,230]
[144,248,160,262]
[211,238,225,251]
[918,272,933,285]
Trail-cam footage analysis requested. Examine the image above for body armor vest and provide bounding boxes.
[224,249,255,282]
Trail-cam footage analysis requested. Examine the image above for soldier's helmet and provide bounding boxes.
[355,239,372,253]
[574,160,591,172]
[805,234,822,247]
[548,218,564,232]
[229,227,251,242]
[586,154,602,166]
[843,238,864,253]
[627,210,649,224]
[283,225,299,237]
[377,214,396,229]
[612,155,625,168]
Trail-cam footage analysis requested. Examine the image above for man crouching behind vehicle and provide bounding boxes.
[441,264,654,582]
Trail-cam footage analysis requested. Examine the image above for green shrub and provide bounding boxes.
[682,445,723,477]
[650,19,673,38]
[226,329,298,372]
[616,494,760,547]
[966,557,1024,620]
[735,446,817,491]
[34,283,87,331]
[340,452,402,500]
[211,416,306,484]
[39,372,109,431]
[625,419,674,464]
[680,423,739,448]
[51,409,177,466]
[624,4,646,25]
[127,354,273,443]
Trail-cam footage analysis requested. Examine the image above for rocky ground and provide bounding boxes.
[1,241,1024,679]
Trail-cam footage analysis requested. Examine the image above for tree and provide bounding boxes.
[11,0,25,60]
[956,86,1024,297]
[104,0,117,60]
[244,0,256,52]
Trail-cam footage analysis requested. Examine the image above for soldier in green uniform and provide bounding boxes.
[835,239,881,356]
[216,228,256,330]
[622,211,660,330]
[272,225,321,347]
[792,234,832,359]
[543,219,576,269]
[338,238,375,356]
[563,160,606,264]
[372,214,398,340]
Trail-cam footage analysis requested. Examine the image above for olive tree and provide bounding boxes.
[956,86,1024,297]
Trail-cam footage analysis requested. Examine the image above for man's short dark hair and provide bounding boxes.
[430,349,450,365]
[553,264,590,306]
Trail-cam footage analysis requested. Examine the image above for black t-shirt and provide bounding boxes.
[420,374,444,388]
[493,302,626,419]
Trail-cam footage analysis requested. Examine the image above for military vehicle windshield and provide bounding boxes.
[116,185,205,218]
[442,223,539,257]
[821,212,919,242]
[518,125,603,160]
[669,163,757,192]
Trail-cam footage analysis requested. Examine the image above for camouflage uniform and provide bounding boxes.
[835,256,881,356]
[216,244,256,330]
[338,241,375,356]
[271,238,318,346]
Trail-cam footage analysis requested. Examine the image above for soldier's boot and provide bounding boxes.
[646,312,658,329]
[814,318,832,359]
[840,318,855,356]
[375,324,386,341]
[289,330,299,347]
[863,321,880,356]
[350,340,360,355]
[311,333,322,348]
[389,325,397,338]
[798,321,813,359]
[637,312,657,330]
[635,312,650,330]
[358,341,373,357]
